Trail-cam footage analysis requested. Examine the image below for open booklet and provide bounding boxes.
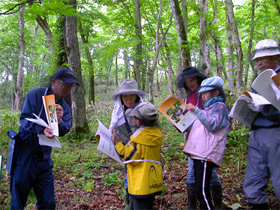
[229,69,280,128]
[251,69,280,111]
[229,92,270,128]
[158,96,197,132]
[25,94,61,148]
[95,120,123,164]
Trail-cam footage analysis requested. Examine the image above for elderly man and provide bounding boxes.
[10,68,79,210]
[243,39,280,209]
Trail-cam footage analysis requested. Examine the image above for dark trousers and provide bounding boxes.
[10,152,55,210]
[193,159,216,210]
[131,196,155,210]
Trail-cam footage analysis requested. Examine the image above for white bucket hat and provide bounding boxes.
[252,39,280,60]
[198,76,224,93]
[127,102,158,120]
[112,79,146,101]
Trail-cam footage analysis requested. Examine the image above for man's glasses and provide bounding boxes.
[57,80,74,88]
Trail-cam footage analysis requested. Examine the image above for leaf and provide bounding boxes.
[83,179,95,192]
[230,203,242,210]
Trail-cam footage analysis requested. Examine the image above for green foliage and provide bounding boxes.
[83,179,95,192]
[172,194,183,200]
[0,109,20,152]
[104,171,120,186]
[225,128,250,172]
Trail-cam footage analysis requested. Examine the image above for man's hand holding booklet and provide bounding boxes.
[25,94,61,148]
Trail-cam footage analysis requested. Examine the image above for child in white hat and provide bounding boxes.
[183,76,230,210]
[109,79,145,208]
[112,102,163,210]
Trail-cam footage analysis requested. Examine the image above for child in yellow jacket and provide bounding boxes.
[113,102,163,210]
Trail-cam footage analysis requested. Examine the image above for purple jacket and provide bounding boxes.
[183,102,230,167]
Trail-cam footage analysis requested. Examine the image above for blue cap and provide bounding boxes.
[53,68,79,85]
[198,76,223,93]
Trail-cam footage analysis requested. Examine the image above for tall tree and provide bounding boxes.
[226,12,235,91]
[169,0,190,70]
[65,0,89,133]
[134,0,143,84]
[198,0,210,75]
[14,4,25,110]
[244,0,255,87]
[226,0,244,91]
[78,21,95,104]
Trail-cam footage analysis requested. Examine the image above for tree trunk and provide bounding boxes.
[134,0,142,84]
[78,22,95,104]
[57,16,68,68]
[169,0,190,70]
[115,55,118,86]
[123,49,130,79]
[14,5,25,110]
[244,0,255,87]
[162,41,174,96]
[149,0,171,102]
[65,0,89,133]
[209,0,225,78]
[199,0,210,75]
[226,12,235,91]
[226,0,243,91]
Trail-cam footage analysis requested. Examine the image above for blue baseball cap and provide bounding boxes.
[53,68,79,85]
[198,76,224,93]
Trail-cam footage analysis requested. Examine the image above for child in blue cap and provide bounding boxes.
[183,76,230,210]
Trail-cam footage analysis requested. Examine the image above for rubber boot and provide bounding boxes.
[187,183,197,210]
[211,184,223,210]
[249,203,269,210]
[123,189,133,210]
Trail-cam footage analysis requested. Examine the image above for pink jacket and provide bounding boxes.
[183,102,229,167]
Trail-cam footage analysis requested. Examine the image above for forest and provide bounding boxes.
[0,0,280,209]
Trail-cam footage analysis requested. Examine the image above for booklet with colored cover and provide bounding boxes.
[95,120,123,164]
[157,96,197,133]
[25,94,61,148]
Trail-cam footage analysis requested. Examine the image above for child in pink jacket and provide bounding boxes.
[184,76,230,210]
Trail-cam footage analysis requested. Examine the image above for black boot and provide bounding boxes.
[249,203,269,210]
[187,183,197,210]
[211,184,223,210]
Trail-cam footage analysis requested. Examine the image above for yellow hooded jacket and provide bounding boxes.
[115,126,163,198]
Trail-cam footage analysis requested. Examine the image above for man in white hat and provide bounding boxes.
[243,39,280,209]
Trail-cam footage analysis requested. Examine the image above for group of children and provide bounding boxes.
[109,68,230,210]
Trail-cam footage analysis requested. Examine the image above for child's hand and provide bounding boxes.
[185,103,196,112]
[112,129,119,145]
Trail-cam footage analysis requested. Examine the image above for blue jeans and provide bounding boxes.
[186,157,221,186]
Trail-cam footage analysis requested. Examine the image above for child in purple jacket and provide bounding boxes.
[184,76,230,210]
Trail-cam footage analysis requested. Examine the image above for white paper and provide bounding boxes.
[26,113,52,129]
[175,111,197,132]
[38,134,61,148]
[229,92,271,128]
[252,69,280,111]
[95,120,123,164]
[229,96,259,128]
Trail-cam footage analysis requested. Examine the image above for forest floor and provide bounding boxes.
[1,138,279,210]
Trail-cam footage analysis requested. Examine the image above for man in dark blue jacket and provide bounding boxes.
[243,39,280,209]
[10,68,79,210]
